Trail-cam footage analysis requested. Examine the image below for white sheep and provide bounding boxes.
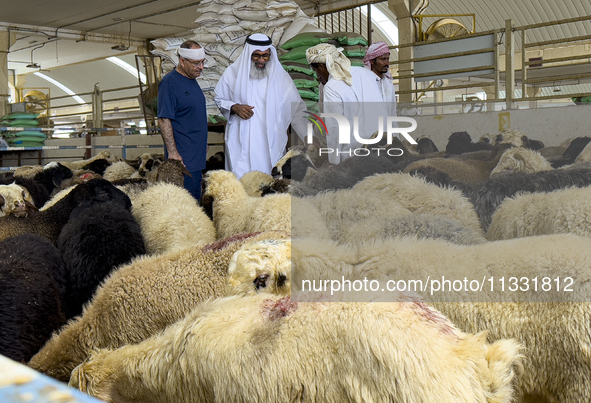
[59,150,119,171]
[203,170,329,240]
[0,183,36,217]
[70,292,521,403]
[28,231,289,382]
[350,172,484,234]
[496,129,527,147]
[130,182,216,254]
[336,214,487,246]
[489,147,552,176]
[304,188,411,240]
[102,161,137,182]
[486,185,591,241]
[239,170,273,197]
[13,165,43,178]
[227,234,591,402]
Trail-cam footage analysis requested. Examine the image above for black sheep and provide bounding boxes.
[551,136,591,168]
[272,149,316,181]
[474,167,591,230]
[57,192,145,318]
[203,152,225,174]
[0,162,74,208]
[290,151,410,196]
[445,131,492,155]
[416,137,439,154]
[0,234,69,363]
[82,158,111,176]
[0,178,132,245]
[413,165,591,231]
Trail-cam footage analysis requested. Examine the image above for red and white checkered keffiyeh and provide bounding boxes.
[363,42,392,78]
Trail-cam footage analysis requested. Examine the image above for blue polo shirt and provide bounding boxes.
[157,69,208,172]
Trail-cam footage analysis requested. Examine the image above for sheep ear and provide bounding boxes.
[0,194,4,208]
[515,153,526,163]
[182,166,192,177]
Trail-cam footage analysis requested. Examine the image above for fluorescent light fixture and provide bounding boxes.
[361,5,399,46]
[33,72,85,104]
[107,57,147,84]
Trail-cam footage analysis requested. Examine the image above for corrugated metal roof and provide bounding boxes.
[423,0,591,50]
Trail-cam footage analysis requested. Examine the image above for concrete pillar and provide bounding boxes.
[389,0,416,105]
[0,31,16,116]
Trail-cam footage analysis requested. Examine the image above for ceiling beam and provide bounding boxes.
[0,22,145,47]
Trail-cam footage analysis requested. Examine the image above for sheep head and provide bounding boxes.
[156,159,191,188]
[0,183,38,217]
[226,239,291,297]
[491,147,552,176]
[202,170,245,199]
[272,148,316,181]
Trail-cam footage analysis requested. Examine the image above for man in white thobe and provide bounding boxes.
[306,44,387,164]
[363,41,397,118]
[214,33,307,178]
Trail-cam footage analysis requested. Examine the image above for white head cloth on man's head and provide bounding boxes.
[306,43,352,86]
[214,33,305,176]
[177,47,206,60]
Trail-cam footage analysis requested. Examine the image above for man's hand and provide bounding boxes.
[168,152,185,167]
[231,104,255,120]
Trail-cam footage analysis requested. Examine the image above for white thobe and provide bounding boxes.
[322,67,387,164]
[214,42,308,179]
[374,74,397,118]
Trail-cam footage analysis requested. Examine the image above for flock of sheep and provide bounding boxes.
[1,130,591,402]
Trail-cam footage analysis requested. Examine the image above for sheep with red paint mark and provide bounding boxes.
[70,290,521,403]
[228,235,591,402]
[29,231,289,382]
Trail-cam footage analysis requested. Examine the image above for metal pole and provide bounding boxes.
[367,4,372,44]
[521,28,527,99]
[505,19,514,110]
[494,29,500,101]
[92,84,103,130]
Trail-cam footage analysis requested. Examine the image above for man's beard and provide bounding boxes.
[250,60,270,80]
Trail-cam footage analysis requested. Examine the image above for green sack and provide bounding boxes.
[334,32,369,46]
[298,89,319,102]
[7,137,45,144]
[304,99,320,113]
[8,119,39,127]
[4,130,47,139]
[6,141,45,148]
[5,112,39,120]
[349,58,365,67]
[279,45,312,61]
[342,45,367,58]
[282,61,316,76]
[293,79,319,89]
[289,72,319,89]
[281,32,335,50]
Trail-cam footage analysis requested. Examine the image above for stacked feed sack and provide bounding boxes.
[333,31,369,66]
[279,31,368,113]
[0,112,47,148]
[279,32,336,111]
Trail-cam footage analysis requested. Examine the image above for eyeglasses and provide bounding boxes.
[251,53,271,60]
[182,58,205,68]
